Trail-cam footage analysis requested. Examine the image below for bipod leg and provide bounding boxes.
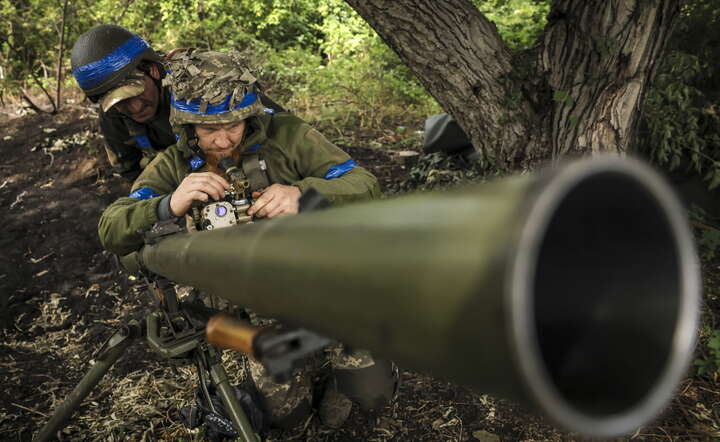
[196,344,261,442]
[34,320,142,442]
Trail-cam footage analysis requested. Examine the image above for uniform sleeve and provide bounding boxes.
[98,151,181,256]
[99,110,142,172]
[291,126,382,205]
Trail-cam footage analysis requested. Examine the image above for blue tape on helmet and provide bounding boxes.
[134,135,152,149]
[170,91,258,115]
[72,35,150,89]
[247,143,261,152]
[263,107,276,114]
[129,187,160,200]
[324,159,357,179]
[190,155,205,171]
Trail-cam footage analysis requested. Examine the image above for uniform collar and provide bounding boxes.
[238,112,270,153]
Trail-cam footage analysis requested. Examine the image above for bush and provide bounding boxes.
[473,0,550,51]
[260,1,440,132]
[640,0,720,189]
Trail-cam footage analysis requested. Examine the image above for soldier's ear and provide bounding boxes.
[149,63,161,80]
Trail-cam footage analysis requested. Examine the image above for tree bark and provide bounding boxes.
[345,0,681,169]
[56,0,70,111]
[344,0,533,169]
[542,0,680,157]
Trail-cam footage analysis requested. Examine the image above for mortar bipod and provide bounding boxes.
[34,280,260,442]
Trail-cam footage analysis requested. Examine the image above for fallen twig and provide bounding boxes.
[9,190,28,209]
[30,252,54,264]
[11,402,48,418]
[42,148,55,167]
[692,220,720,232]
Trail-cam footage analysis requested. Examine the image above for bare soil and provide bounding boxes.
[1,103,718,441]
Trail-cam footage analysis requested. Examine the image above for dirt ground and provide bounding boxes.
[1,101,719,442]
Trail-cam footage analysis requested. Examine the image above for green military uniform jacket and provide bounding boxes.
[98,112,381,256]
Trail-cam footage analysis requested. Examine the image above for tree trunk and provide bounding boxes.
[56,0,70,112]
[345,0,681,169]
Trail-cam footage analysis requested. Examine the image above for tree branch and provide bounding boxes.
[6,39,57,114]
[56,0,70,111]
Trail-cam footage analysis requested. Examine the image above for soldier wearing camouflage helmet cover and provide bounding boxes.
[70,24,176,173]
[98,50,397,429]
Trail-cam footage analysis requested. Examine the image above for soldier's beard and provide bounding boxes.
[205,148,241,176]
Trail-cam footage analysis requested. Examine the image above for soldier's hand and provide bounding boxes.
[248,184,301,218]
[170,172,230,216]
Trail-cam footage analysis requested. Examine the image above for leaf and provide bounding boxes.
[708,336,720,350]
[553,90,573,106]
[708,169,720,190]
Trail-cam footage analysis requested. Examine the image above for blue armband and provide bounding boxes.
[134,135,151,149]
[129,187,160,200]
[324,159,357,179]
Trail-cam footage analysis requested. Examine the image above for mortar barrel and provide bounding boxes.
[136,156,699,437]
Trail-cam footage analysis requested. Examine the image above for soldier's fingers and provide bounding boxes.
[256,199,280,218]
[198,180,226,200]
[204,173,230,189]
[189,172,230,189]
[187,177,226,200]
[266,203,288,218]
[188,190,209,203]
[249,193,275,216]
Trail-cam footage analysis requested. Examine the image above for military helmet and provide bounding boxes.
[70,24,163,98]
[167,50,265,127]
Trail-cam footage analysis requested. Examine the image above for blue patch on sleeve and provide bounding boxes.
[246,143,261,152]
[129,187,160,200]
[72,35,150,89]
[190,156,205,171]
[324,159,357,179]
[134,135,152,149]
[174,133,181,141]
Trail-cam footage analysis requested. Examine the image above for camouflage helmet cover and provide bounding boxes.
[167,50,264,127]
[70,24,163,98]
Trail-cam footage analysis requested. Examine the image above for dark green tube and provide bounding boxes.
[34,324,138,442]
[137,156,699,438]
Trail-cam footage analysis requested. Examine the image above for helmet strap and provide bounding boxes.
[184,125,205,160]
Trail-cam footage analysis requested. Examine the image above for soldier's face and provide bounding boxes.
[195,120,248,161]
[114,74,160,123]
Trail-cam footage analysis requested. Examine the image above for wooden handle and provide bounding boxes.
[206,313,260,357]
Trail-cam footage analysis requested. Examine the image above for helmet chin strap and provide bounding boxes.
[184,125,206,160]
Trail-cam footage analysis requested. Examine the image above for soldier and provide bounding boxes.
[98,50,398,430]
[70,25,176,174]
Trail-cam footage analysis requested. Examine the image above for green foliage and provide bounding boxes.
[695,329,720,378]
[1,0,72,93]
[473,0,550,51]
[640,0,720,190]
[1,0,439,132]
[399,152,497,193]
[260,1,439,131]
[690,205,720,261]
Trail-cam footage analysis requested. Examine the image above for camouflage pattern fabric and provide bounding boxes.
[248,357,314,423]
[166,50,265,126]
[247,337,376,424]
[326,345,375,370]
